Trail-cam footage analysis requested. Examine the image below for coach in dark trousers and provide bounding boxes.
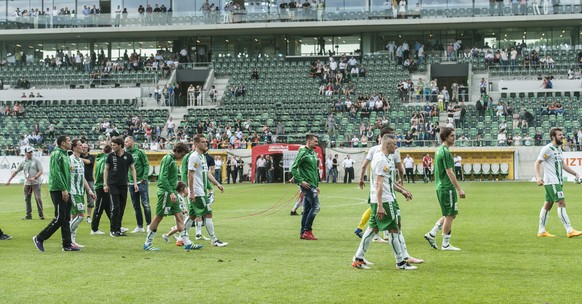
[33,135,79,252]
[90,144,112,234]
[125,136,151,233]
[103,137,139,237]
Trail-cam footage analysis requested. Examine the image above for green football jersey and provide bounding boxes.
[434,144,455,190]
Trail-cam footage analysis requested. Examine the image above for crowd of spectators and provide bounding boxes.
[2,102,25,116]
[310,55,367,93]
[385,40,423,69]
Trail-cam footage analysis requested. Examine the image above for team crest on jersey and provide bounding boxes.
[124,156,127,160]
[543,154,549,159]
[383,166,389,172]
[194,163,199,168]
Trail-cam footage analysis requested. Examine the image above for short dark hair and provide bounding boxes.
[176,181,187,193]
[380,127,394,138]
[382,134,396,141]
[193,134,206,143]
[71,139,82,148]
[103,144,112,154]
[440,127,455,142]
[306,134,317,141]
[550,127,562,140]
[111,137,124,147]
[173,142,190,154]
[56,135,68,147]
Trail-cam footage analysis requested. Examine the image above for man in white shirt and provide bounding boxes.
[513,134,522,146]
[403,154,415,183]
[342,155,355,183]
[329,58,337,71]
[351,135,359,148]
[479,78,487,95]
[256,155,267,183]
[454,154,464,181]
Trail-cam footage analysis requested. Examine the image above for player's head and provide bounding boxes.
[173,142,190,160]
[550,127,563,146]
[306,134,318,149]
[103,144,112,154]
[124,136,135,149]
[56,135,70,149]
[71,139,83,153]
[194,134,208,153]
[440,127,456,146]
[380,127,395,138]
[176,181,187,195]
[381,134,397,154]
[111,137,124,152]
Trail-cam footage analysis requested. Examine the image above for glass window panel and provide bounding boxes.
[343,0,368,12]
[123,0,145,13]
[325,0,344,13]
[7,0,38,15]
[173,0,196,14]
[53,0,75,11]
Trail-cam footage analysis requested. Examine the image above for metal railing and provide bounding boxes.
[0,4,580,30]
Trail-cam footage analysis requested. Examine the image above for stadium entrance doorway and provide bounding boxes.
[250,144,324,183]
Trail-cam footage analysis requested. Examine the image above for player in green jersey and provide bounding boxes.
[424,127,466,251]
[143,142,201,251]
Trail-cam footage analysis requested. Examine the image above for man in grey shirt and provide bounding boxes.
[6,146,45,220]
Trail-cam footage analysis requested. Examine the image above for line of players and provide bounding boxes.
[349,126,582,270]
[32,134,227,252]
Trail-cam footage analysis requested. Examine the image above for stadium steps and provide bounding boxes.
[213,77,229,104]
[470,70,489,102]
[439,112,449,127]
[170,107,188,123]
[139,96,168,110]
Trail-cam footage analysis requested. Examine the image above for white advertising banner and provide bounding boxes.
[561,152,582,182]
[0,156,51,184]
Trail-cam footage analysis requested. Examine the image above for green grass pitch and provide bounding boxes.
[1,181,581,303]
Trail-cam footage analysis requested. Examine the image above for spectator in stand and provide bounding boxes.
[351,134,359,147]
[404,131,414,147]
[498,129,507,146]
[555,101,565,115]
[506,134,514,146]
[540,76,553,89]
[495,101,504,117]
[360,134,368,147]
[358,65,366,78]
[523,133,532,146]
[513,133,522,146]
[534,131,543,146]
[251,68,259,80]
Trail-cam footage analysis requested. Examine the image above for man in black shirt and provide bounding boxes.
[331,154,338,183]
[103,137,139,237]
[266,155,274,183]
[237,156,245,183]
[81,143,95,223]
